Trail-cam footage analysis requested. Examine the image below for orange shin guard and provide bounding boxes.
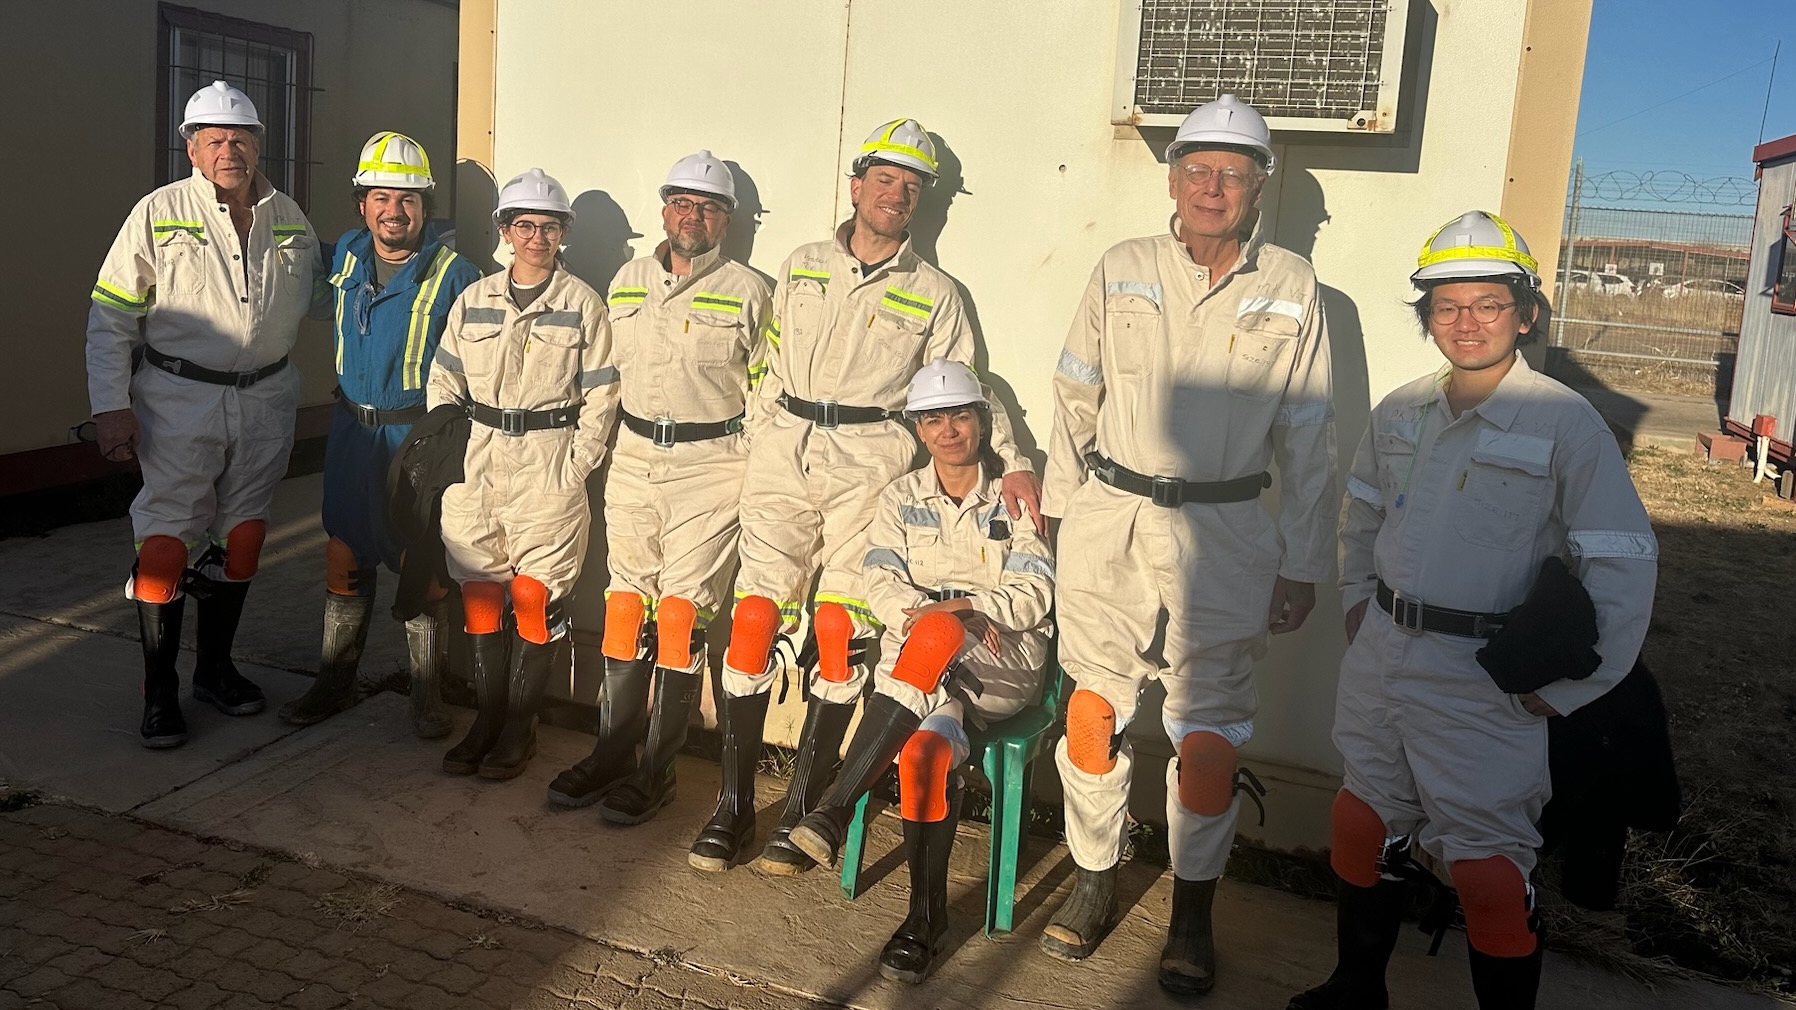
[1064,690,1118,774]
[325,537,359,596]
[601,593,646,661]
[891,611,965,694]
[1177,731,1237,817]
[1329,789,1388,888]
[725,595,780,675]
[134,536,189,604]
[656,597,699,670]
[813,602,854,683]
[1451,856,1537,957]
[223,520,266,581]
[462,581,507,635]
[898,730,956,822]
[513,576,552,645]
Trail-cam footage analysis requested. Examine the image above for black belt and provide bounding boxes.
[1375,580,1508,639]
[1086,452,1269,507]
[620,409,743,447]
[142,346,288,389]
[779,393,895,429]
[924,588,972,602]
[335,387,426,428]
[465,399,579,436]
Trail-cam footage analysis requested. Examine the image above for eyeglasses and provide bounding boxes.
[506,220,566,240]
[1430,300,1516,325]
[666,197,729,220]
[1175,163,1263,191]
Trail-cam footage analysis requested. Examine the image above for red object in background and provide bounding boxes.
[1752,414,1777,438]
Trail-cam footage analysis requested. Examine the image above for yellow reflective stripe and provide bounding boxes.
[762,315,782,349]
[735,590,803,619]
[813,592,881,627]
[404,248,456,390]
[790,268,830,283]
[880,287,933,320]
[747,362,769,389]
[92,280,148,311]
[151,220,205,238]
[690,292,744,313]
[332,249,359,376]
[608,286,648,305]
[272,224,307,238]
[329,249,360,288]
[359,131,433,178]
[1419,243,1541,273]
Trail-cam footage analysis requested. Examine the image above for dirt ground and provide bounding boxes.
[1608,446,1796,996]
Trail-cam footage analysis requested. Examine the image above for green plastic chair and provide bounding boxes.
[838,664,1067,935]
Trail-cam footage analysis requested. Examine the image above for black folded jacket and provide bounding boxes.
[1475,556,1603,695]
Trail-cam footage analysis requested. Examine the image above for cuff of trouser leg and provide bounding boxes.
[1163,717,1254,749]
[1054,735,1131,872]
[808,673,866,706]
[721,663,774,697]
[918,713,970,767]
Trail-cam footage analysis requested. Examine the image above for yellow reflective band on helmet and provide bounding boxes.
[92,279,148,312]
[861,119,938,174]
[359,132,432,178]
[1415,211,1539,274]
[404,247,458,390]
[690,292,744,314]
[880,286,934,320]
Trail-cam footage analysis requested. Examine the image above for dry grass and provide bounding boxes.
[168,889,253,915]
[314,882,404,930]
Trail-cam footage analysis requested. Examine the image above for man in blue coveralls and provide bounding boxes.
[280,131,482,735]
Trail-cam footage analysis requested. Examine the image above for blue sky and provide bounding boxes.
[1573,0,1796,207]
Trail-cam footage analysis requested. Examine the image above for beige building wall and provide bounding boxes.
[0,0,460,460]
[473,0,1588,849]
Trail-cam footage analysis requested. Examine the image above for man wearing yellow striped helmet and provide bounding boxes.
[279,131,480,736]
[1288,210,1656,1010]
[688,118,1043,877]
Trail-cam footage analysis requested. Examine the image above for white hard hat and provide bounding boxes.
[660,150,736,210]
[851,119,939,182]
[905,357,987,414]
[494,168,574,223]
[180,80,262,139]
[1412,210,1540,286]
[353,131,434,190]
[1165,94,1276,175]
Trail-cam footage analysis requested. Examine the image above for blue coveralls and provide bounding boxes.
[323,226,482,571]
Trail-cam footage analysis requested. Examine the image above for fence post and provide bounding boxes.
[1556,157,1583,349]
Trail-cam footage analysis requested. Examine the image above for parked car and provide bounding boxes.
[1662,278,1744,299]
[1568,269,1637,295]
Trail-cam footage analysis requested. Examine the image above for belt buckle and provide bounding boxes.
[1390,590,1425,636]
[814,399,840,429]
[235,370,257,390]
[1150,474,1183,508]
[653,416,677,448]
[499,408,528,436]
[356,403,379,427]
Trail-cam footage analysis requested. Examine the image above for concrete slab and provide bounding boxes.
[136,703,1772,1010]
[0,613,316,812]
[1573,385,1725,454]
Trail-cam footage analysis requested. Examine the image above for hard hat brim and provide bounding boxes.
[179,119,264,140]
[851,155,938,182]
[1410,262,1539,286]
[904,396,989,415]
[659,184,736,210]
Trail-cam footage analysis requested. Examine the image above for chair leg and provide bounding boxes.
[840,792,872,900]
[990,741,1030,935]
[983,743,1007,933]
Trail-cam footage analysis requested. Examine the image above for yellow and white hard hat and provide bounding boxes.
[852,118,939,182]
[905,357,986,414]
[1412,210,1540,286]
[180,80,262,139]
[353,131,434,190]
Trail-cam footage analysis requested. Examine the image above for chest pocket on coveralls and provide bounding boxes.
[784,277,828,346]
[686,308,745,402]
[1104,291,1160,379]
[524,312,585,396]
[1227,309,1299,400]
[1374,428,1417,506]
[867,305,928,373]
[157,231,208,296]
[275,234,314,295]
[1453,433,1554,550]
[455,313,506,380]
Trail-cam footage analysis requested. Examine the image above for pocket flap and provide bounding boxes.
[688,309,745,330]
[1104,291,1162,314]
[529,311,584,346]
[1471,430,1553,476]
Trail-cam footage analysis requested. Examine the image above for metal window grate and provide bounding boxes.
[1133,0,1389,121]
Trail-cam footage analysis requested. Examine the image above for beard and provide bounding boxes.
[669,229,716,260]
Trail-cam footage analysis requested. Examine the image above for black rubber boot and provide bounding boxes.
[878,775,963,983]
[1159,876,1221,996]
[789,693,922,868]
[280,591,373,726]
[547,656,652,807]
[689,691,770,872]
[191,579,265,716]
[754,698,856,875]
[1468,941,1543,1010]
[1040,864,1119,961]
[137,598,188,749]
[1287,877,1407,1010]
[600,667,701,825]
[442,631,510,775]
[479,634,563,780]
[405,599,453,739]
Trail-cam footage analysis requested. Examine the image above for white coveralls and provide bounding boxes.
[426,268,619,606]
[603,245,773,663]
[862,464,1055,762]
[1336,357,1657,874]
[1044,218,1336,879]
[87,169,324,547]
[724,221,1030,704]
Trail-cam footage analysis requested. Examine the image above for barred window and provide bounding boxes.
[1773,208,1796,316]
[157,4,314,208]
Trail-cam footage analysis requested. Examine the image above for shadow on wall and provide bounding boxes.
[563,191,641,294]
[1277,168,1372,457]
[452,159,499,274]
[721,161,771,279]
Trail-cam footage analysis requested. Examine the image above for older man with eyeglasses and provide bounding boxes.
[543,151,773,825]
[1039,94,1337,997]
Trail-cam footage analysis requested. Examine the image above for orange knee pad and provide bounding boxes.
[656,597,699,670]
[133,536,189,604]
[898,729,956,822]
[1451,856,1538,958]
[726,595,780,675]
[814,602,854,683]
[512,575,552,645]
[1064,690,1118,775]
[462,580,507,636]
[223,520,266,581]
[1177,731,1237,817]
[602,592,646,661]
[891,611,965,694]
[1330,789,1388,888]
[324,537,375,596]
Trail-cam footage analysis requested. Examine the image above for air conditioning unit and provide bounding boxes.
[1112,0,1412,134]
